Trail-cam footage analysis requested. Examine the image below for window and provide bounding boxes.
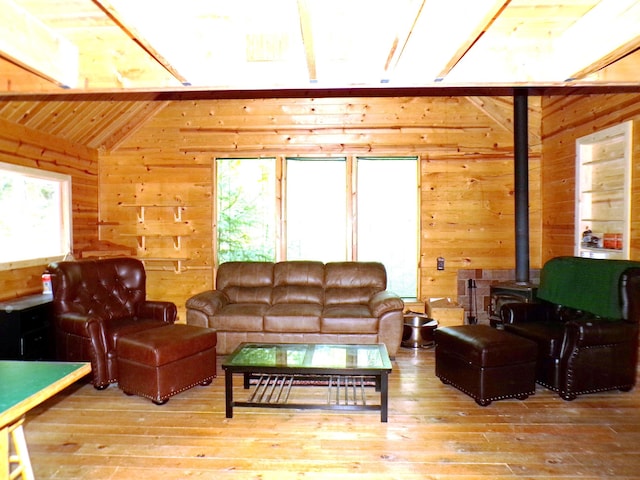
[356,157,418,297]
[216,158,276,263]
[286,158,347,262]
[0,162,72,269]
[216,156,419,297]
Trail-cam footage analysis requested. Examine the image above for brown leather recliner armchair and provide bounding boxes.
[501,256,640,401]
[47,257,177,389]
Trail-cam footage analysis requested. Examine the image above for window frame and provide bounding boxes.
[0,162,73,271]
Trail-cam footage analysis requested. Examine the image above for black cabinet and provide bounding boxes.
[0,293,54,360]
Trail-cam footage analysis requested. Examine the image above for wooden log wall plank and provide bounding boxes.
[0,119,99,300]
[540,93,640,262]
[101,95,542,313]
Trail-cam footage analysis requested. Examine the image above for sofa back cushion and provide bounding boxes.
[324,262,386,305]
[272,261,324,304]
[49,257,145,320]
[216,262,274,304]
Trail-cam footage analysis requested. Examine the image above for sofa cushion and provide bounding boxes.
[324,262,386,306]
[274,261,324,287]
[272,261,324,304]
[224,286,272,304]
[504,321,566,358]
[321,305,378,333]
[217,262,274,304]
[272,286,323,304]
[210,303,268,331]
[264,304,322,332]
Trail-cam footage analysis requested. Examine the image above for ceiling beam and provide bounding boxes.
[0,0,78,88]
[92,0,190,85]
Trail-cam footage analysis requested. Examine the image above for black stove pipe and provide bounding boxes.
[514,89,530,284]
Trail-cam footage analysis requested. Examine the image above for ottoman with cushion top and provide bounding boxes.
[116,323,218,404]
[435,324,537,406]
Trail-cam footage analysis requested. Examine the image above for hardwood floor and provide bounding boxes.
[23,347,640,479]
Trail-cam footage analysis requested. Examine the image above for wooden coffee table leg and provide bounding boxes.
[224,369,233,418]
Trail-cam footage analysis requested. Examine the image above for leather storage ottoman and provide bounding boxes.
[117,324,217,404]
[435,324,537,406]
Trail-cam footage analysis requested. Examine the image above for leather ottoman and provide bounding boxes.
[116,324,217,404]
[435,324,537,406]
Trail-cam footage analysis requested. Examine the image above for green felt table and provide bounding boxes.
[1,361,91,427]
[1,360,90,479]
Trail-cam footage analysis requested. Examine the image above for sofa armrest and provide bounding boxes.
[137,301,177,324]
[369,291,404,317]
[500,302,553,325]
[186,290,230,316]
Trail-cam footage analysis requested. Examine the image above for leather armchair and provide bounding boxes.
[47,257,177,389]
[501,257,640,401]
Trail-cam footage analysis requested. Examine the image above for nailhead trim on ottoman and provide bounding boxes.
[117,324,217,404]
[435,324,537,406]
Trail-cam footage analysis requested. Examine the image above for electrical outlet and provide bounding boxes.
[437,257,445,271]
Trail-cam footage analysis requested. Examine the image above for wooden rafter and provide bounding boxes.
[435,0,510,79]
[92,0,190,85]
[297,0,317,82]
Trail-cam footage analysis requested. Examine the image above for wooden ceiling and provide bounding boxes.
[1,0,639,95]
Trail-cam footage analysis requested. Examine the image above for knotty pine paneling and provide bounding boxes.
[540,94,640,261]
[101,96,541,314]
[0,120,99,300]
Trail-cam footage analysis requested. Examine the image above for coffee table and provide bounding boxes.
[222,343,392,422]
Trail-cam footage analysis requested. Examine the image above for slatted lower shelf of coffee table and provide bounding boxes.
[242,374,377,410]
[222,343,392,422]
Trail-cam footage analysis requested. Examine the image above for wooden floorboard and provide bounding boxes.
[23,347,640,479]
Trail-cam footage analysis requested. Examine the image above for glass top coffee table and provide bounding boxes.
[222,343,392,422]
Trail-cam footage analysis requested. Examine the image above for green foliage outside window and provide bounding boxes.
[216,158,276,263]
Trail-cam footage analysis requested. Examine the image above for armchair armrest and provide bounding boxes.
[565,319,638,348]
[500,302,554,325]
[57,312,101,338]
[369,291,404,317]
[137,301,177,324]
[186,290,230,316]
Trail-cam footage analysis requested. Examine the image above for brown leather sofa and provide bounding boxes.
[501,256,640,401]
[185,261,405,357]
[47,257,177,389]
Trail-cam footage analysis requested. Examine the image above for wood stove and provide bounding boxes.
[489,282,538,328]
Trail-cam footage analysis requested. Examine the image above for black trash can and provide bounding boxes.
[402,312,438,349]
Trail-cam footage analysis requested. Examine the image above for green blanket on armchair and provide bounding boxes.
[537,256,640,320]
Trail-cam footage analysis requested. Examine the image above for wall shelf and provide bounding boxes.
[118,202,194,273]
[140,257,189,273]
[119,203,186,223]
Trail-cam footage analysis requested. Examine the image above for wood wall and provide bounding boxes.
[99,96,542,319]
[540,94,640,261]
[0,118,99,300]
[4,92,640,319]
